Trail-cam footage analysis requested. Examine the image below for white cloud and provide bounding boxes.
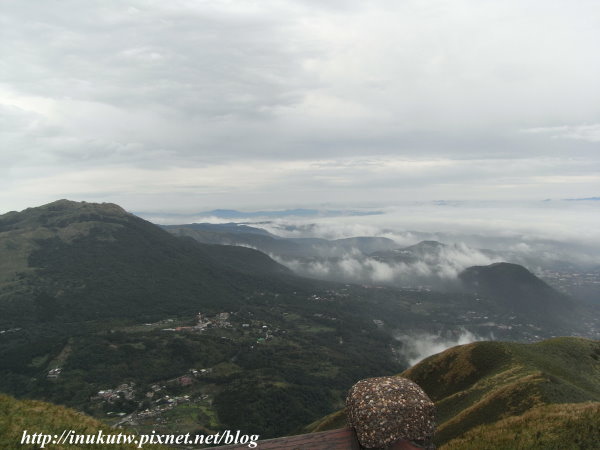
[395,329,489,366]
[271,239,501,286]
[523,124,600,143]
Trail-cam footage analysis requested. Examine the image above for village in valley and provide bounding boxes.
[68,288,377,434]
[86,305,290,433]
[38,285,599,435]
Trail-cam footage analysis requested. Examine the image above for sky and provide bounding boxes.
[1,0,599,214]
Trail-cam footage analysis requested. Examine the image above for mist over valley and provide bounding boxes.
[160,200,600,308]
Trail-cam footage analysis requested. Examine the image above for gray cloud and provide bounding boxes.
[1,1,599,212]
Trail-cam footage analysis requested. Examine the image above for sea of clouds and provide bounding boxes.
[272,242,501,286]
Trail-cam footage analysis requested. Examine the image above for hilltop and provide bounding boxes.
[306,337,600,448]
[458,262,576,323]
[0,199,292,325]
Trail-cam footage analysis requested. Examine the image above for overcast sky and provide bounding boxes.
[1,0,599,214]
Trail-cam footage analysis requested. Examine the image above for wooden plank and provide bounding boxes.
[213,427,361,449]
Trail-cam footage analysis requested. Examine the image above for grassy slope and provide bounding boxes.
[0,393,162,449]
[441,402,600,450]
[305,337,600,448]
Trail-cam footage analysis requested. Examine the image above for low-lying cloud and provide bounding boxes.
[272,242,501,287]
[394,329,490,366]
[254,201,600,273]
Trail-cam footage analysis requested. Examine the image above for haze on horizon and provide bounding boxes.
[1,1,599,221]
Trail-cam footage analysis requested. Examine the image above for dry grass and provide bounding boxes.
[304,338,600,449]
[0,393,169,449]
[441,402,600,450]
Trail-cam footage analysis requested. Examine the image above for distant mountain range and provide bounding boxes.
[164,222,398,258]
[163,223,599,311]
[563,196,600,201]
[163,222,594,331]
[138,208,383,221]
[163,224,501,288]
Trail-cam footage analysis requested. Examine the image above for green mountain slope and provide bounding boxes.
[458,262,575,321]
[306,337,600,448]
[0,200,412,438]
[405,337,600,445]
[442,402,600,450]
[0,199,293,325]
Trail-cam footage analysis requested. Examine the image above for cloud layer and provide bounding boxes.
[274,241,500,286]
[1,1,599,211]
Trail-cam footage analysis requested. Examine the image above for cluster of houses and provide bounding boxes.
[189,367,213,378]
[308,294,335,302]
[0,327,21,335]
[162,312,233,332]
[47,367,62,379]
[93,382,136,403]
[108,370,218,428]
[313,312,339,322]
[165,367,214,388]
[117,391,212,428]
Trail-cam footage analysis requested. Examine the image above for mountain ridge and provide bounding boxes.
[305,337,600,448]
[0,200,295,325]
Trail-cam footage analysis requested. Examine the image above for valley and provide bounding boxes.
[0,200,598,447]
